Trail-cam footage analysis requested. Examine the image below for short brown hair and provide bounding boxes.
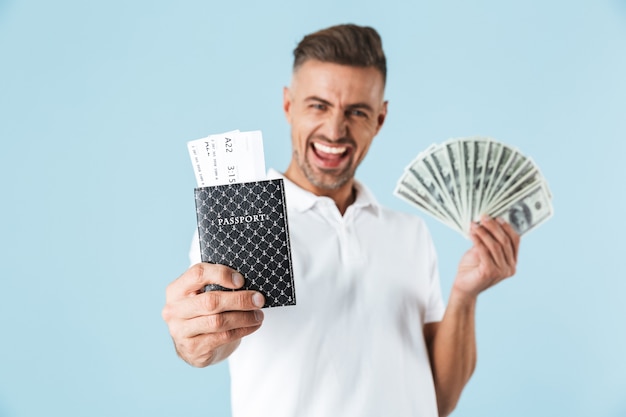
[293,24,387,84]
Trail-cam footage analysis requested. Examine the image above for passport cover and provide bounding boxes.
[194,179,296,308]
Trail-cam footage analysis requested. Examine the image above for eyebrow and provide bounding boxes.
[305,96,333,106]
[304,96,375,112]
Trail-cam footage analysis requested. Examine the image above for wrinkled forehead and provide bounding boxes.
[290,60,386,102]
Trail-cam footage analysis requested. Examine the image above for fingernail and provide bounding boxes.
[497,217,505,225]
[482,215,492,222]
[254,310,264,322]
[252,292,265,308]
[232,273,244,287]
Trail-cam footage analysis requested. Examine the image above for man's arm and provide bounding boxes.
[425,216,520,416]
[161,263,265,367]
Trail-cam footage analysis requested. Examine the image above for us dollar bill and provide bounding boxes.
[395,136,553,238]
[491,182,553,235]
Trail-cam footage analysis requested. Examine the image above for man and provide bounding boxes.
[509,202,532,235]
[162,24,520,417]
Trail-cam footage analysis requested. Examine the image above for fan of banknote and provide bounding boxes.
[394,136,553,237]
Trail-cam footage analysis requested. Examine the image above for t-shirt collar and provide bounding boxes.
[267,168,380,217]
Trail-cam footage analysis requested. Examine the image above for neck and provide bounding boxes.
[283,166,356,215]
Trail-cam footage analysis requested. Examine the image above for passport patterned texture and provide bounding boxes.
[194,179,296,308]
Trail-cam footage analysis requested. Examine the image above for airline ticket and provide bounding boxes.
[187,130,267,187]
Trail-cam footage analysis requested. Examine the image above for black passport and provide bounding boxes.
[194,179,296,308]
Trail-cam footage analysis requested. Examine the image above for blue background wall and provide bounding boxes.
[1,1,625,416]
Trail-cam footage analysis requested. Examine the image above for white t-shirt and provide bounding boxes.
[190,170,445,417]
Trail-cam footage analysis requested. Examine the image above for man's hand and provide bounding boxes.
[161,263,265,367]
[454,215,521,298]
[426,216,520,416]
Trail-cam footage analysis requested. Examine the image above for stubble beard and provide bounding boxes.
[294,147,355,191]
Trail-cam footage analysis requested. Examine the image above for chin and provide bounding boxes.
[306,169,354,191]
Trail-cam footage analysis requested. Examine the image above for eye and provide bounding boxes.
[347,109,368,118]
[310,103,327,111]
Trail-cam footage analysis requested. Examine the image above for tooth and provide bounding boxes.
[315,143,346,154]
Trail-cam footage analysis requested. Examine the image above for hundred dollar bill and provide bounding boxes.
[395,136,553,238]
[394,179,463,233]
[469,138,491,222]
[491,182,553,235]
[407,160,464,232]
[443,139,468,233]
[429,145,464,228]
[475,140,496,219]
[481,143,515,207]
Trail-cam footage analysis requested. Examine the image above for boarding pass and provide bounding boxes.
[187,130,267,187]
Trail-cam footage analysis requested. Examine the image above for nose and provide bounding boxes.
[324,110,348,141]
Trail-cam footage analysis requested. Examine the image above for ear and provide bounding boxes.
[374,100,388,134]
[283,86,292,123]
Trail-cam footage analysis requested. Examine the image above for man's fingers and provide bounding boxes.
[485,216,520,267]
[177,310,265,338]
[471,221,504,267]
[162,264,266,367]
[470,216,520,281]
[498,219,521,263]
[163,289,266,322]
[476,216,517,267]
[173,324,263,367]
[165,263,246,301]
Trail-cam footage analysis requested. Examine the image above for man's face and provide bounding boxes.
[511,208,529,232]
[283,60,387,193]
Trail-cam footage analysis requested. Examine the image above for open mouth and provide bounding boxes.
[310,141,352,169]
